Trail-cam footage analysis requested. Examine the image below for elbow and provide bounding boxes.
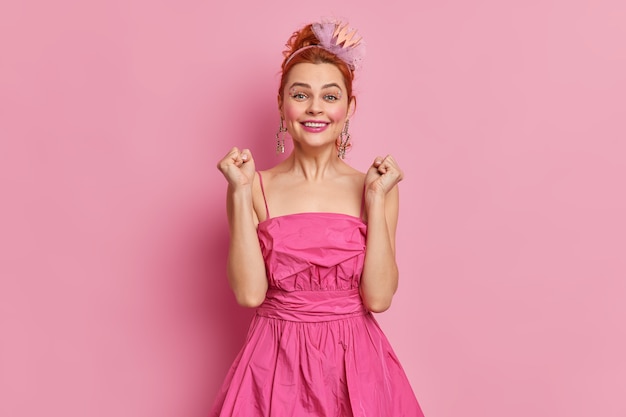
[230,280,267,308]
[234,291,266,308]
[360,292,394,313]
[364,299,392,313]
[227,270,268,308]
[359,272,398,313]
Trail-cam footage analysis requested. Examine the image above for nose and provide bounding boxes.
[306,96,323,115]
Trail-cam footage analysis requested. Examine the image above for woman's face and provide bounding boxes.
[279,63,354,153]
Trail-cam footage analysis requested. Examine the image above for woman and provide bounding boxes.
[213,19,425,417]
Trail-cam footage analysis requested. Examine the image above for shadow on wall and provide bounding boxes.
[200,219,255,403]
[200,86,279,408]
[190,37,282,403]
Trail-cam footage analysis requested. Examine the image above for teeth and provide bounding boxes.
[304,122,326,128]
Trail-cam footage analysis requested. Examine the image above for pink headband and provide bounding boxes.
[284,20,366,72]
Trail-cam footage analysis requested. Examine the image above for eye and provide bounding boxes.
[291,92,308,100]
[324,94,339,102]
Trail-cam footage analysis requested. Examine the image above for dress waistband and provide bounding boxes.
[256,288,367,322]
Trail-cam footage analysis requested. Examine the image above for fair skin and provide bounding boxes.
[217,62,404,312]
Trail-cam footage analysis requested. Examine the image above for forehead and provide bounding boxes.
[285,63,347,90]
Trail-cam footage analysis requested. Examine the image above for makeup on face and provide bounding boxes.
[288,83,344,104]
[286,85,346,133]
[281,63,351,144]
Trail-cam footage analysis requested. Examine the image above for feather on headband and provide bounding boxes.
[285,20,366,72]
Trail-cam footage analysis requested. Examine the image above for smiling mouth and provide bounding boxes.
[302,122,328,128]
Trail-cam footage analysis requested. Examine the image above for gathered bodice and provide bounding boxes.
[257,212,367,292]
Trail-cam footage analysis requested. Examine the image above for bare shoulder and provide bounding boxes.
[253,164,290,221]
[340,161,367,186]
[258,161,291,180]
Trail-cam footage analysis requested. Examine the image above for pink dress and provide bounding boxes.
[210,175,425,417]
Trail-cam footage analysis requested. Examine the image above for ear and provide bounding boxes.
[347,96,357,119]
[277,94,283,117]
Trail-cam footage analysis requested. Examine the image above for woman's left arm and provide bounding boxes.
[360,155,403,313]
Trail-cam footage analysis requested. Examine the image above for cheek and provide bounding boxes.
[282,100,303,121]
[326,106,348,121]
[283,104,300,121]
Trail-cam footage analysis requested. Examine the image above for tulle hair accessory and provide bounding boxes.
[285,19,366,72]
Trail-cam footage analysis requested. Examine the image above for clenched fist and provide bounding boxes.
[217,147,256,188]
[364,155,404,196]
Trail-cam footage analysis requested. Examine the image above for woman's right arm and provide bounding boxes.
[217,147,268,307]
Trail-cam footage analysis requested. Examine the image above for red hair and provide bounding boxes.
[278,24,355,103]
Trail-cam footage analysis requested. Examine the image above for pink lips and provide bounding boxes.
[300,120,329,133]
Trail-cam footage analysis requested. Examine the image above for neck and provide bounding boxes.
[285,147,343,180]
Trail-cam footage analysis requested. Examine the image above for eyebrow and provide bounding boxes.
[289,82,343,90]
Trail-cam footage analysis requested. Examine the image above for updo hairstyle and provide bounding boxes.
[278,24,355,104]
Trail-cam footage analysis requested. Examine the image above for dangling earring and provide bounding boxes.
[275,119,287,154]
[338,119,351,159]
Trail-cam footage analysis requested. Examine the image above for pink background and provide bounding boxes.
[1,0,625,416]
